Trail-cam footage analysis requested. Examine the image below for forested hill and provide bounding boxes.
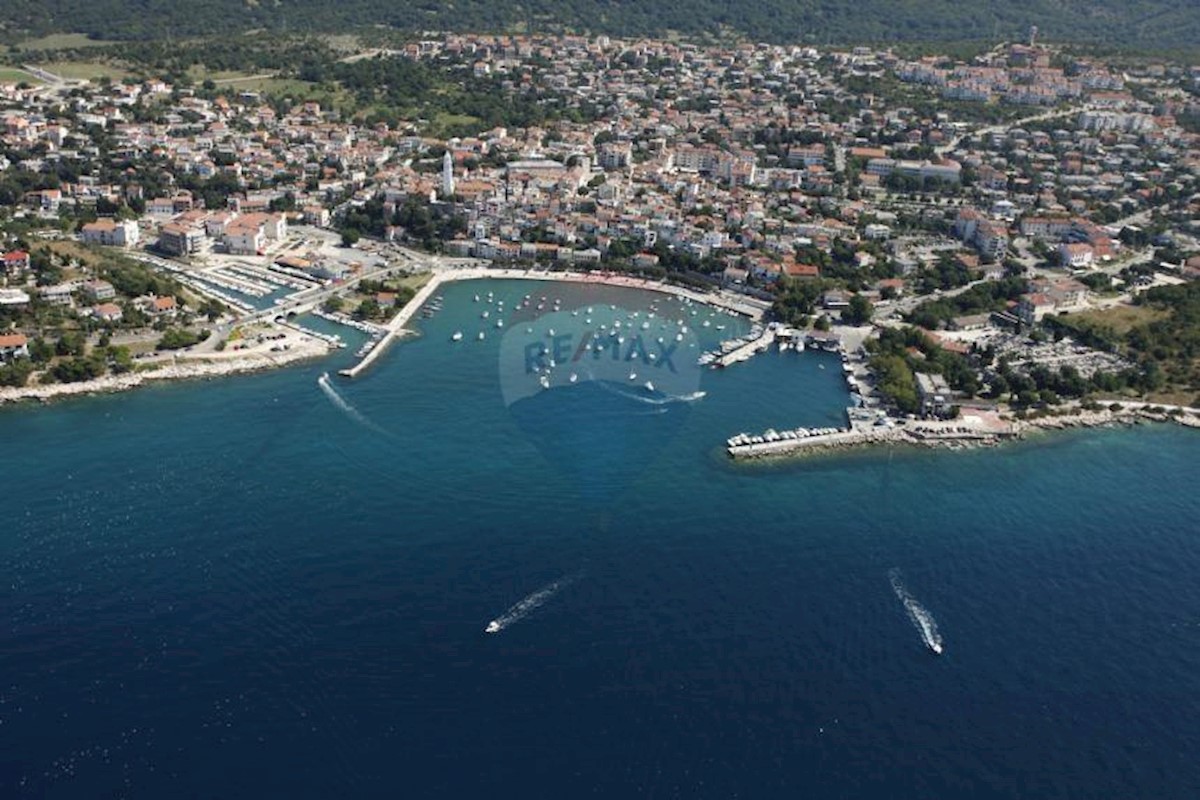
[1,0,1198,50]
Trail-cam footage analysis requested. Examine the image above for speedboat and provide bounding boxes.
[930,642,943,655]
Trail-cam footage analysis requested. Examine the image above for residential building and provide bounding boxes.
[2,250,30,277]
[158,224,204,256]
[0,333,29,361]
[81,280,116,301]
[915,372,954,417]
[1058,242,1095,268]
[81,219,140,248]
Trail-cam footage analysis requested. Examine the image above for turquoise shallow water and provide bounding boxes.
[2,279,1199,798]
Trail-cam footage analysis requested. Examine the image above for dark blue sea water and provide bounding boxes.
[3,279,1199,798]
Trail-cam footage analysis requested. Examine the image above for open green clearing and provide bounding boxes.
[39,60,132,80]
[0,67,43,84]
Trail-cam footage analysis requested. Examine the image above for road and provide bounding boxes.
[935,105,1090,156]
[20,64,70,92]
[212,73,277,86]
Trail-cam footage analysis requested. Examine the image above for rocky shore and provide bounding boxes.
[1015,403,1200,434]
[0,337,331,406]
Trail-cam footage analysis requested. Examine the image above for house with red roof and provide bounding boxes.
[3,250,30,277]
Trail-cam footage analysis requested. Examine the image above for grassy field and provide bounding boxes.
[397,272,433,291]
[16,33,118,51]
[1070,304,1169,335]
[42,240,105,268]
[0,67,44,84]
[220,76,352,109]
[429,112,483,136]
[321,34,363,53]
[40,60,132,81]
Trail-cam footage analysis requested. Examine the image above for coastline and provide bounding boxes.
[3,263,758,404]
[728,402,1200,463]
[0,336,331,407]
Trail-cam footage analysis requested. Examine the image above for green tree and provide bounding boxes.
[843,295,874,325]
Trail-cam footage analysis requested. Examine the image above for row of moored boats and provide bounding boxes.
[727,426,846,448]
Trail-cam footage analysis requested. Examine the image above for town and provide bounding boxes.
[1,31,1197,438]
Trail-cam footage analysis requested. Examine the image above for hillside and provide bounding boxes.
[1,0,1198,50]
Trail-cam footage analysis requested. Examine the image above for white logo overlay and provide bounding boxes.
[498,306,705,408]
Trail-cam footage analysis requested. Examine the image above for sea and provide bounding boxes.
[2,278,1199,798]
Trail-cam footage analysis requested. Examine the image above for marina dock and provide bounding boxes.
[714,327,775,368]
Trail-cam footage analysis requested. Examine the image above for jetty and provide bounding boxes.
[727,409,1018,460]
[339,273,443,377]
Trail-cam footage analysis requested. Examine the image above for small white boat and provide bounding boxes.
[644,381,655,392]
[485,621,500,634]
[496,320,504,328]
[481,310,490,319]
[473,294,480,302]
[569,373,578,383]
[628,372,637,381]
[539,375,550,389]
[477,331,486,341]
[451,331,463,342]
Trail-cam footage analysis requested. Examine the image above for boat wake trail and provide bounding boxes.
[889,568,944,655]
[596,380,708,406]
[485,574,579,634]
[317,373,387,435]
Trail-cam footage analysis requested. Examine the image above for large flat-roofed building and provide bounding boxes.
[916,372,954,418]
[158,223,204,256]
